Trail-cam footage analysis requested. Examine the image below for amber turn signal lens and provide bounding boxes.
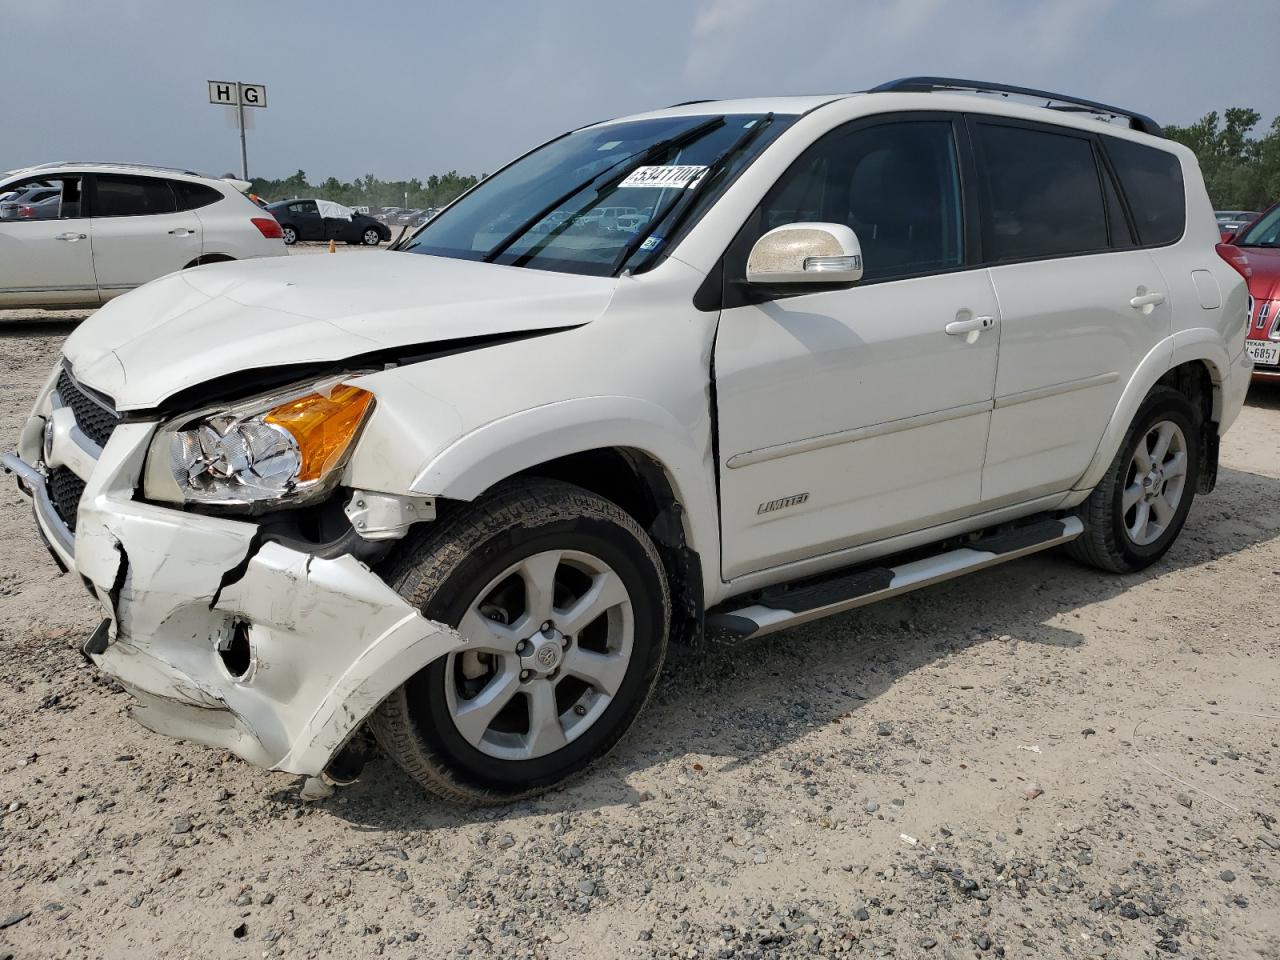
[264,385,374,483]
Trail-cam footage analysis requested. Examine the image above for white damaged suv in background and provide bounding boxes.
[4,79,1252,804]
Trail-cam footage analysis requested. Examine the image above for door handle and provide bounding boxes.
[945,315,996,336]
[168,228,196,236]
[55,232,87,241]
[1129,292,1166,310]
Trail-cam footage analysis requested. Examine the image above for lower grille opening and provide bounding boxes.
[48,467,86,532]
[218,621,253,680]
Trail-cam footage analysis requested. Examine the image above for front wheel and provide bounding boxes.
[362,227,382,246]
[1068,386,1201,573]
[370,480,670,804]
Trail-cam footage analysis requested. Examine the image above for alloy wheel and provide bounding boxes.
[1122,419,1188,546]
[445,549,634,761]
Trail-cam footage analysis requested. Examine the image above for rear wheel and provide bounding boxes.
[1068,386,1201,573]
[370,480,670,804]
[280,225,298,246]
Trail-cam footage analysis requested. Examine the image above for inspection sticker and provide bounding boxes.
[618,165,709,189]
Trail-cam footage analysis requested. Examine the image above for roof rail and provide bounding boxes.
[26,161,207,176]
[869,77,1163,137]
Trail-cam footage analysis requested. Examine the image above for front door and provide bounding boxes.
[89,174,202,298]
[289,200,325,240]
[714,116,1000,579]
[0,175,97,306]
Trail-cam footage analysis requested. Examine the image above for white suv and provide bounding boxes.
[4,79,1252,804]
[0,162,286,309]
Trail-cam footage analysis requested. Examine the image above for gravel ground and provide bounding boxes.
[0,269,1277,958]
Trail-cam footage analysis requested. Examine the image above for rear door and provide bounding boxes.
[89,174,202,297]
[0,175,97,306]
[969,117,1172,506]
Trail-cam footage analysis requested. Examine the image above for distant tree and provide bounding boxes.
[1165,108,1280,209]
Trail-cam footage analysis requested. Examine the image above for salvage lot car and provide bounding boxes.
[1216,200,1280,380]
[3,78,1252,804]
[0,163,286,309]
[266,198,392,246]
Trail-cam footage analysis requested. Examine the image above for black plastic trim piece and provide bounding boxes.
[705,612,759,640]
[968,519,1066,555]
[870,77,1163,137]
[82,619,111,657]
[757,567,895,613]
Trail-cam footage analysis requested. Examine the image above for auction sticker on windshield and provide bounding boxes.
[619,165,709,189]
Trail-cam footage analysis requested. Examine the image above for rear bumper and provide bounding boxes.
[3,423,463,777]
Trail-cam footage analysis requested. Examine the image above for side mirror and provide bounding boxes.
[746,222,863,286]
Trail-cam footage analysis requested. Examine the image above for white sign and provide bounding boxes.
[618,165,708,189]
[208,81,267,108]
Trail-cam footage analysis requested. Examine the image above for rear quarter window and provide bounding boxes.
[1104,138,1185,246]
[173,180,223,211]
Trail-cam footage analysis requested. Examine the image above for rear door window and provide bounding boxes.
[1104,138,1185,246]
[972,121,1109,262]
[93,175,178,217]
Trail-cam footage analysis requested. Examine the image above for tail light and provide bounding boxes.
[251,217,283,240]
[1216,242,1252,280]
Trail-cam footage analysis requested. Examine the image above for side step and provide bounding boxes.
[707,516,1083,641]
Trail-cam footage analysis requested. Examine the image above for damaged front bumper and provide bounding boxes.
[4,419,464,778]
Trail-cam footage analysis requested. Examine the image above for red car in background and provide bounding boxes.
[1218,202,1280,382]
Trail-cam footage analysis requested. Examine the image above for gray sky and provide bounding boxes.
[3,0,1278,182]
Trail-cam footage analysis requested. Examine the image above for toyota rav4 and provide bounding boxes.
[4,79,1252,804]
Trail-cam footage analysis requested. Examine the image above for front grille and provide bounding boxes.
[48,466,86,532]
[55,369,120,449]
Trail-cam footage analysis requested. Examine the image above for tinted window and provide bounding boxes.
[173,180,222,211]
[755,121,963,281]
[975,123,1107,261]
[94,175,177,217]
[0,177,82,221]
[1105,138,1185,246]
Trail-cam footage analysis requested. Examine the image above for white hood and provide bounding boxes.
[62,252,617,411]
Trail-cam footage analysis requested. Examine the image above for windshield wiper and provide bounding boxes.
[484,115,726,265]
[612,114,775,276]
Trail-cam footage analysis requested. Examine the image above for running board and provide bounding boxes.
[707,516,1083,641]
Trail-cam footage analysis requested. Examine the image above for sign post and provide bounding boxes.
[207,81,268,180]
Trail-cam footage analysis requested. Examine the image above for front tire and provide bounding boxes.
[370,480,670,804]
[362,227,382,246]
[1068,386,1201,573]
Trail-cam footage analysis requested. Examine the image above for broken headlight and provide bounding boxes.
[143,379,374,508]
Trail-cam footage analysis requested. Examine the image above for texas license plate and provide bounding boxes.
[1246,340,1280,366]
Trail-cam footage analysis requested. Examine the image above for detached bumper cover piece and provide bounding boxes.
[5,423,464,777]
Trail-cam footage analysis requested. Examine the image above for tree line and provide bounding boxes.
[242,105,1280,214]
[1148,108,1277,211]
[245,170,483,210]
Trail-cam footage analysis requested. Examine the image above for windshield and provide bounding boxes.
[401,114,789,276]
[1236,206,1280,247]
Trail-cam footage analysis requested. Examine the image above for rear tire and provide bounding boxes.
[281,225,298,246]
[1068,386,1201,573]
[370,480,670,805]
